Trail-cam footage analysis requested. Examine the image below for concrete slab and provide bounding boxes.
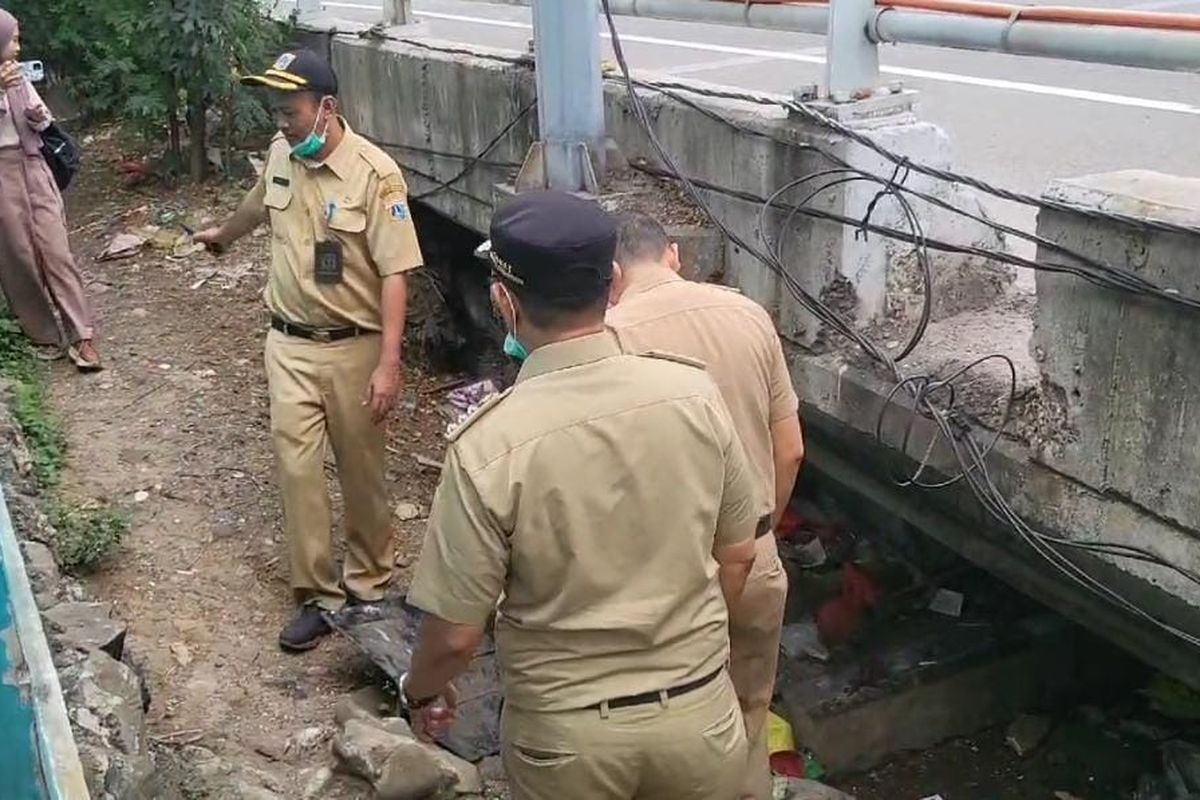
[781,630,1072,775]
[1044,171,1200,229]
[1034,170,1200,530]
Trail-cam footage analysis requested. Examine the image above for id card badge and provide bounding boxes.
[314,239,344,285]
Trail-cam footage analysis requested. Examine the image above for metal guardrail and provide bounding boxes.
[451,0,1200,75]
[296,0,413,24]
[291,0,1200,189]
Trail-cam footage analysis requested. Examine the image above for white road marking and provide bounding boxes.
[415,10,1200,116]
[666,54,780,76]
[277,4,1200,117]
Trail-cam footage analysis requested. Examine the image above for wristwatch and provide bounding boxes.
[398,672,439,711]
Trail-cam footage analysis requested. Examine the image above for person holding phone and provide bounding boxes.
[0,9,100,369]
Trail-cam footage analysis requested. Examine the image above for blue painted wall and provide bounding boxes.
[0,558,46,799]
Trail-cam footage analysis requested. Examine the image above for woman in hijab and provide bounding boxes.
[0,8,100,370]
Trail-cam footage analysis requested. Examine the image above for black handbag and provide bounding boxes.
[39,121,80,191]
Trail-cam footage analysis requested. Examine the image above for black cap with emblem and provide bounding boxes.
[240,50,339,96]
[482,191,616,303]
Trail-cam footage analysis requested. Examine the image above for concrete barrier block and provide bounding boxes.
[1033,170,1200,528]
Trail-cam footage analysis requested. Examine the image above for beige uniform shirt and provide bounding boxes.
[608,273,800,521]
[408,331,759,712]
[244,124,423,330]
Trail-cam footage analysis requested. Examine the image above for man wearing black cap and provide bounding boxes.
[401,191,760,799]
[195,51,424,651]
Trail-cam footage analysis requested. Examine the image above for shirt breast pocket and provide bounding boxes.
[327,205,367,237]
[263,183,293,214]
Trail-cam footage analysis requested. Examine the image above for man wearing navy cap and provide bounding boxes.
[196,50,424,650]
[401,191,761,799]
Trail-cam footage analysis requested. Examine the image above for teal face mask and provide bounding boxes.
[503,332,528,361]
[290,98,331,160]
[496,283,528,361]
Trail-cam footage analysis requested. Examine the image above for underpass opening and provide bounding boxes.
[406,200,507,381]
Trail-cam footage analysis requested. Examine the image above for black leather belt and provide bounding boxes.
[588,667,723,711]
[271,315,367,342]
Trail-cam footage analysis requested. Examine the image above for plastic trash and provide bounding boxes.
[780,620,830,662]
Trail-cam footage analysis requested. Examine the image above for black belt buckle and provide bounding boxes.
[272,315,357,343]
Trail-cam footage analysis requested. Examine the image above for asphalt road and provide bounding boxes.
[279,0,1200,217]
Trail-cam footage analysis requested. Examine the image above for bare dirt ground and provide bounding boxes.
[49,133,453,796]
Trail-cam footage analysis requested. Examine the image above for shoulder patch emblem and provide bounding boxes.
[445,387,513,442]
[638,349,708,370]
[379,174,407,199]
[389,201,408,221]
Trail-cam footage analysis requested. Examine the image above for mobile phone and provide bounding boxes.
[19,61,45,83]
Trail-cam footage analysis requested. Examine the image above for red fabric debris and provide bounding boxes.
[769,750,806,779]
[815,563,880,644]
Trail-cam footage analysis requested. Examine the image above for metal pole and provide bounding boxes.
[531,0,607,192]
[383,0,414,26]
[610,0,827,33]
[826,0,880,98]
[870,10,1200,71]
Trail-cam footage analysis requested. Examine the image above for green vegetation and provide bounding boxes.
[11,380,64,489]
[49,501,130,575]
[0,315,63,487]
[0,314,126,573]
[13,0,291,180]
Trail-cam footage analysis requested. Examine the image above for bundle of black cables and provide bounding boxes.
[598,0,1200,648]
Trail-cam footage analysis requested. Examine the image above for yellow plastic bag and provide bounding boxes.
[766,711,795,755]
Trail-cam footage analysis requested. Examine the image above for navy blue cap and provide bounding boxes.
[485,191,616,301]
[241,50,339,96]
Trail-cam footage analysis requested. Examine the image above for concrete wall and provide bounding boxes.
[325,32,1200,685]
[329,33,1007,349]
[1032,171,1200,595]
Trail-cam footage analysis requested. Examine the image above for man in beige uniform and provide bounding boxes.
[400,191,761,800]
[608,212,805,800]
[196,51,423,650]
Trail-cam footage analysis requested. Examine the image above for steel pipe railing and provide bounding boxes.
[870,9,1200,71]
[461,0,1200,72]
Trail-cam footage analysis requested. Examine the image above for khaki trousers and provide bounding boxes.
[502,670,747,800]
[264,329,392,610]
[729,534,789,800]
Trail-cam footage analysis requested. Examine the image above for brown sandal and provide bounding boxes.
[32,344,64,362]
[68,342,103,372]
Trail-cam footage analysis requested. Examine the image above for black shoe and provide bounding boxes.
[279,606,333,652]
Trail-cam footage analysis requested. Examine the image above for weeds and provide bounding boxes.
[0,315,63,487]
[0,312,126,572]
[49,501,130,575]
[12,380,66,488]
